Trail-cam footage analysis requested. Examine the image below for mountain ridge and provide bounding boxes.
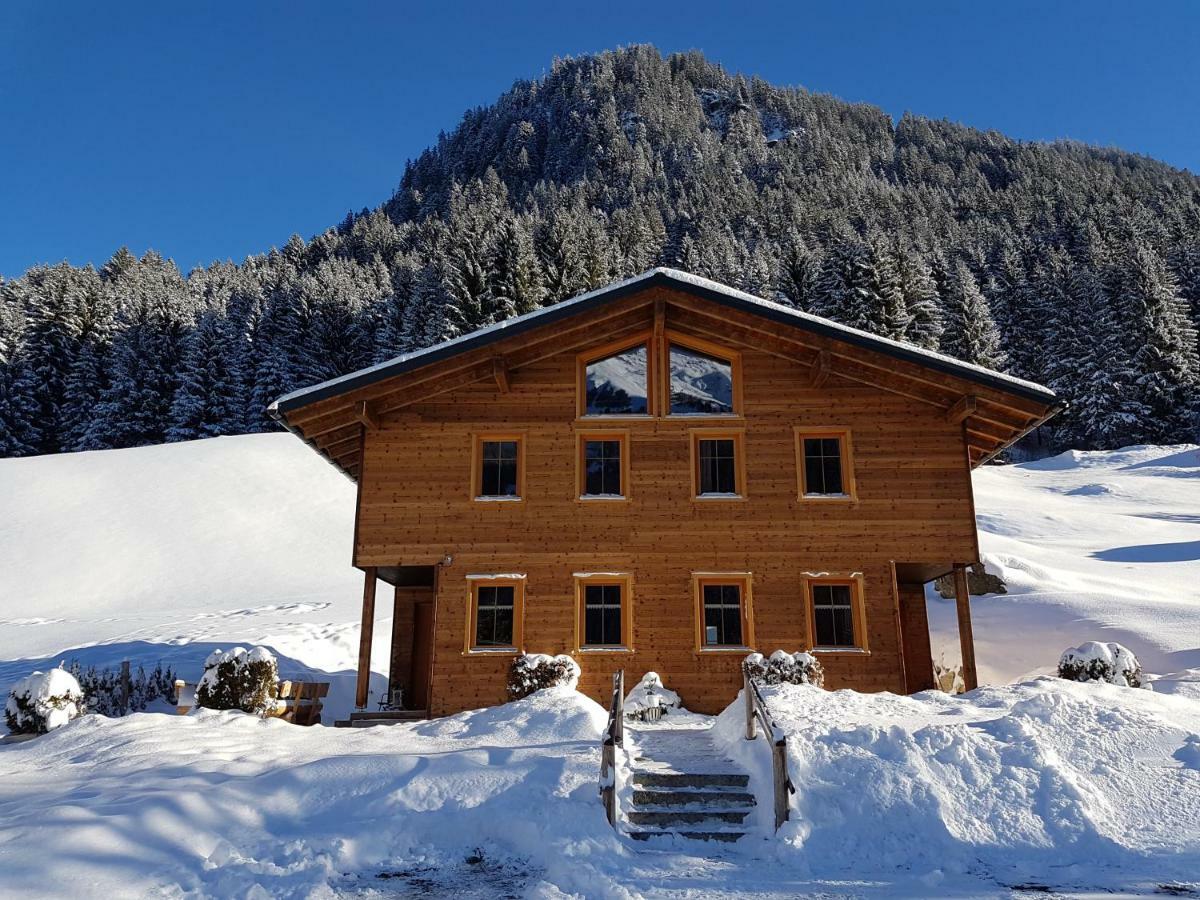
[1,45,1197,457]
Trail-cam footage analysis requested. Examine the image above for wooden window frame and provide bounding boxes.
[471,432,526,502]
[576,333,654,419]
[464,575,526,654]
[692,573,755,653]
[794,427,857,502]
[574,573,634,653]
[802,573,869,654]
[575,430,631,501]
[663,331,743,418]
[689,428,747,500]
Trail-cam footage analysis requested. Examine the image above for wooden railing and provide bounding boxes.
[743,668,796,830]
[599,669,625,827]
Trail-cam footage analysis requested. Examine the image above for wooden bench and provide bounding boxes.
[173,679,329,725]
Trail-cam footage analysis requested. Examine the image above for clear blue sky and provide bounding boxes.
[2,1,1197,278]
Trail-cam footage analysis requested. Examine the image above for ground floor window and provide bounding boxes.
[466,576,525,652]
[575,574,633,650]
[692,574,754,651]
[805,576,867,650]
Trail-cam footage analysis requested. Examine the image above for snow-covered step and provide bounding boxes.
[627,809,750,827]
[631,771,748,789]
[631,787,756,808]
[628,829,747,843]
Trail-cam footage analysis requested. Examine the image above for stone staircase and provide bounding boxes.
[625,716,757,844]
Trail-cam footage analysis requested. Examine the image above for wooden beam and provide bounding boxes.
[946,395,978,424]
[355,567,378,708]
[492,357,510,394]
[953,564,979,692]
[810,350,832,388]
[355,401,380,432]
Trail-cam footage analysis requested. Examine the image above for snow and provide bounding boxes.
[930,444,1200,684]
[624,671,682,712]
[712,677,1200,893]
[0,434,376,722]
[5,667,84,732]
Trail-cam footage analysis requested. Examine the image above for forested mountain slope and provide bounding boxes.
[2,45,1197,457]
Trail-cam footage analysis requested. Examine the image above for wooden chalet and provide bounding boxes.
[269,268,1061,718]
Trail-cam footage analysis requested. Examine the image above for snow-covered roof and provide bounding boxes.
[270,267,1057,416]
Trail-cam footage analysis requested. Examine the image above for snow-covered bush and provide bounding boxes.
[66,661,177,716]
[5,666,86,734]
[624,671,682,713]
[195,647,279,715]
[743,650,825,688]
[1058,641,1143,688]
[506,653,580,700]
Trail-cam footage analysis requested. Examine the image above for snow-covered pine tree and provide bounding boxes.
[867,236,910,340]
[488,217,545,319]
[813,232,877,331]
[0,288,37,457]
[166,308,247,441]
[895,246,943,350]
[777,236,821,311]
[941,261,1006,370]
[1114,241,1200,442]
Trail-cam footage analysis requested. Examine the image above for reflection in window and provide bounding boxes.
[585,345,648,415]
[669,344,733,415]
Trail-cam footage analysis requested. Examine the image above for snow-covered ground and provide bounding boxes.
[928,444,1200,687]
[1,436,1199,896]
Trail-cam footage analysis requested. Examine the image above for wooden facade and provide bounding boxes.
[271,270,1060,716]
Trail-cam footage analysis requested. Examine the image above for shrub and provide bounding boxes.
[1058,641,1143,688]
[195,647,280,716]
[5,666,86,734]
[743,650,825,688]
[65,661,177,716]
[624,671,682,712]
[507,653,580,700]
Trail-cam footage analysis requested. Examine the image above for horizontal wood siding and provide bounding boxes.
[355,287,977,715]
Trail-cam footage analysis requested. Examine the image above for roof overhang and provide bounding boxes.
[269,268,1062,480]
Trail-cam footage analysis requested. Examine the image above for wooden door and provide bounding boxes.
[409,601,434,711]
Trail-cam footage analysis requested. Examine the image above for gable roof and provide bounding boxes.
[272,267,1055,416]
[270,267,1062,480]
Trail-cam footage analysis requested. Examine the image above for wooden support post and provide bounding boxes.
[355,566,378,709]
[744,668,756,740]
[953,564,979,692]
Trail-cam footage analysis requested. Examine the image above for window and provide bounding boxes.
[577,432,629,499]
[580,340,649,416]
[575,574,633,650]
[668,343,735,415]
[805,576,867,651]
[465,576,525,652]
[473,434,524,501]
[795,428,856,500]
[692,574,754,651]
[691,430,745,498]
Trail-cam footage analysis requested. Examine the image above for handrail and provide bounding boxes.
[599,669,624,827]
[743,668,796,830]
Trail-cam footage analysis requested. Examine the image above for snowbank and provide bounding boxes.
[0,687,622,898]
[713,677,1200,891]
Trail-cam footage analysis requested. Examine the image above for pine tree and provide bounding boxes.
[0,289,36,456]
[896,248,943,350]
[813,234,876,331]
[488,217,545,319]
[941,261,1006,369]
[166,309,247,440]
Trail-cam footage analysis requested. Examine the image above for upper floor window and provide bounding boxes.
[577,431,629,499]
[795,428,856,500]
[691,429,745,499]
[473,434,524,501]
[668,343,735,415]
[581,341,649,416]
